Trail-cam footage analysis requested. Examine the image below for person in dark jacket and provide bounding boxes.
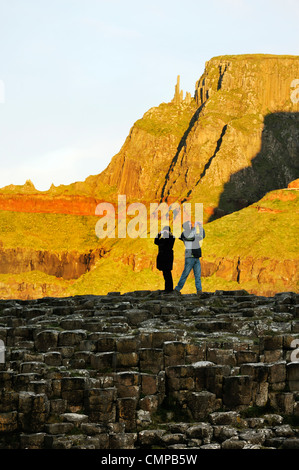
[174,220,205,295]
[154,226,175,293]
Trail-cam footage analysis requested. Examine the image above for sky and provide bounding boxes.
[0,0,298,191]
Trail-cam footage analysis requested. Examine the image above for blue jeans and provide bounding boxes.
[175,257,202,292]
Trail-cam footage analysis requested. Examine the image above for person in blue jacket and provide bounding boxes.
[174,220,205,295]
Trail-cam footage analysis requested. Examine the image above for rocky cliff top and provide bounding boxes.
[195,54,299,111]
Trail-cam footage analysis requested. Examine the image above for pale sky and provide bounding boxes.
[0,0,298,191]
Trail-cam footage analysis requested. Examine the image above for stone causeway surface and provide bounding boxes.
[0,289,299,450]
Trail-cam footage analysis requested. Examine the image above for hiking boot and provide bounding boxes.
[173,289,181,296]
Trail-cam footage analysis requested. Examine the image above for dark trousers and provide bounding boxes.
[162,270,173,292]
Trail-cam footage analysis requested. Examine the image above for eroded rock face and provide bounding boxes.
[0,289,298,449]
[161,56,299,217]
[99,56,299,215]
[100,101,198,202]
[0,247,104,279]
[201,257,299,290]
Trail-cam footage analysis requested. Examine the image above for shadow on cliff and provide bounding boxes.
[208,112,299,222]
[160,103,206,202]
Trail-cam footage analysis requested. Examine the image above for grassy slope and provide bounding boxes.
[204,189,299,260]
[0,188,298,297]
[0,211,100,252]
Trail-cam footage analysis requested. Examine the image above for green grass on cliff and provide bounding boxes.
[0,188,298,260]
[46,176,118,198]
[0,189,298,261]
[204,189,299,259]
[0,260,242,298]
[0,210,101,252]
[134,101,198,138]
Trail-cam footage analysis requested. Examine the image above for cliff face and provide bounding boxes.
[78,55,299,219]
[43,55,297,216]
[194,55,299,112]
[0,184,297,300]
[0,247,104,280]
[160,55,299,217]
[1,55,298,214]
[100,99,198,201]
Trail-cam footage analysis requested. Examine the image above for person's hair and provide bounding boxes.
[162,226,171,232]
[182,221,191,230]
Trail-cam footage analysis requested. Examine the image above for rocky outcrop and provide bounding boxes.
[98,55,299,213]
[112,253,298,297]
[45,55,297,217]
[172,75,192,105]
[0,289,298,449]
[100,100,198,201]
[0,247,104,280]
[194,55,299,112]
[161,56,299,217]
[201,257,299,293]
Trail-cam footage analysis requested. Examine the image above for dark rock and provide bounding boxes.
[223,375,253,407]
[0,289,298,449]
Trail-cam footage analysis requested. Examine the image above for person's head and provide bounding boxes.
[182,221,192,231]
[162,226,171,233]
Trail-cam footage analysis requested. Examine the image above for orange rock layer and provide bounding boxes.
[0,194,102,216]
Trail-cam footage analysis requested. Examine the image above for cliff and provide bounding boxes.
[54,55,299,218]
[100,100,198,201]
[0,55,298,299]
[161,55,299,218]
[1,55,298,215]
[60,55,299,219]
